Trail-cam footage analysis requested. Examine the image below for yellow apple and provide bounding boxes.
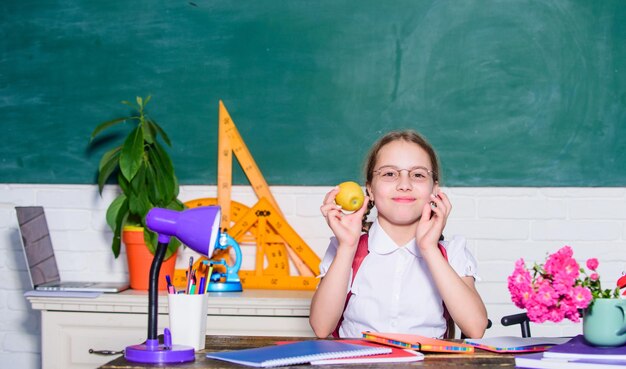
[335,181,365,212]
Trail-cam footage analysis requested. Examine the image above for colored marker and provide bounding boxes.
[198,277,205,295]
[165,275,175,294]
[186,256,194,294]
[205,265,214,293]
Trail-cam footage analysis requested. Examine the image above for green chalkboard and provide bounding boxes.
[2,0,626,186]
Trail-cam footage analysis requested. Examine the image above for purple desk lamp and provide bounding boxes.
[124,206,221,364]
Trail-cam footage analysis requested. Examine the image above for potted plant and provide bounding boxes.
[91,96,184,290]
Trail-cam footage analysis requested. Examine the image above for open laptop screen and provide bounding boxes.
[16,206,62,289]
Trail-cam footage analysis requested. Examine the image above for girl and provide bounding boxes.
[309,130,488,339]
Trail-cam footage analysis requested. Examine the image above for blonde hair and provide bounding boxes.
[361,130,441,231]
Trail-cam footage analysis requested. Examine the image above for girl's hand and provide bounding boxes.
[321,186,370,249]
[416,192,451,252]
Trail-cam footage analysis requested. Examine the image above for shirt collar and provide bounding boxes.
[368,219,422,257]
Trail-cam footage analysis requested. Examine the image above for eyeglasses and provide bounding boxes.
[373,166,436,183]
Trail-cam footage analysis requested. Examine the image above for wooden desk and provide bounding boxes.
[28,289,315,369]
[100,335,517,369]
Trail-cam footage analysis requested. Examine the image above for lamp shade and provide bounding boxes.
[145,206,221,257]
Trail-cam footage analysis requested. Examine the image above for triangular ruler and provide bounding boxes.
[218,100,279,228]
[216,101,315,279]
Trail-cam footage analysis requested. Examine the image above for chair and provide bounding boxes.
[501,312,531,337]
[450,313,528,340]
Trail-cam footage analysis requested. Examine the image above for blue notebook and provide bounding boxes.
[205,340,392,367]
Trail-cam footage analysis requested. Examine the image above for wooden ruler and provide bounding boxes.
[218,101,278,229]
[215,101,317,286]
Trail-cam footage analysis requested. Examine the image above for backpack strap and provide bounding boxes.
[331,234,369,338]
[331,234,449,338]
[438,244,452,338]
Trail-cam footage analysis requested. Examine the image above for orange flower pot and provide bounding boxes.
[123,226,176,291]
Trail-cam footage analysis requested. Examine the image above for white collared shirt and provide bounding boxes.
[318,219,480,338]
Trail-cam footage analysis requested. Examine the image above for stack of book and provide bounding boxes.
[205,339,426,367]
[204,332,473,367]
[515,335,626,369]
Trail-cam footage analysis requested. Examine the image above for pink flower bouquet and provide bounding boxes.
[508,246,620,323]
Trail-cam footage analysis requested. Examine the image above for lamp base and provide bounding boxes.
[125,339,195,363]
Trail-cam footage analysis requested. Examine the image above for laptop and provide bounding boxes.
[16,206,129,293]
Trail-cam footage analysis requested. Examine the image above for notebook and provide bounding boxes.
[274,339,423,365]
[307,339,423,365]
[464,336,572,353]
[16,206,129,293]
[205,340,392,367]
[543,335,626,360]
[515,352,626,369]
[362,331,475,354]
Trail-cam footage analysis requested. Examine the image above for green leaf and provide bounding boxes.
[128,166,151,217]
[97,147,121,193]
[111,232,122,259]
[99,146,121,173]
[106,194,128,231]
[143,228,157,255]
[143,119,157,145]
[119,126,144,181]
[167,198,185,211]
[129,194,151,223]
[90,117,129,140]
[144,161,163,205]
[153,141,175,176]
[146,117,172,146]
[166,238,181,260]
[172,175,180,198]
[118,172,130,196]
[148,144,175,202]
[129,164,146,196]
[121,100,136,108]
[106,195,128,258]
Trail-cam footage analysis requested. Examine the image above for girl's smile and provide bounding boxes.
[392,196,416,203]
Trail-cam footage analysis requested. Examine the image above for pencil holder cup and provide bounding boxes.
[583,298,626,347]
[167,293,209,351]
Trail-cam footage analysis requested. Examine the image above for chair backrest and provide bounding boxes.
[501,312,531,337]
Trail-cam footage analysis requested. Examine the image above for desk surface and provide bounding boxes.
[100,335,517,369]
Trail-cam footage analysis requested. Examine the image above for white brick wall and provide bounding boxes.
[1,184,625,368]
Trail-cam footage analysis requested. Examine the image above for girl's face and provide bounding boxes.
[366,140,439,229]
